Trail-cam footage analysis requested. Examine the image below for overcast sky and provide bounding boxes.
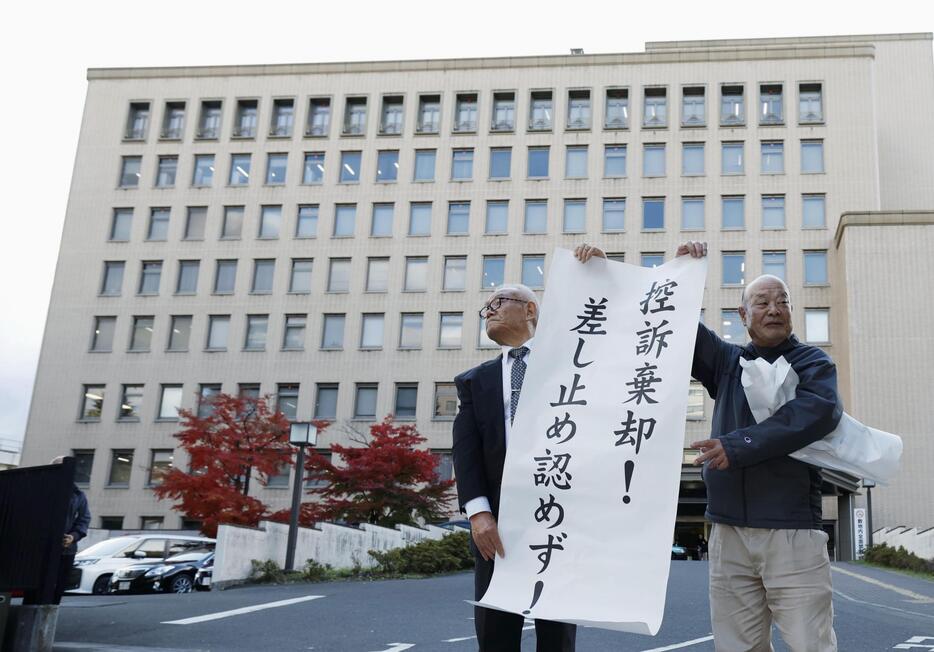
[1,0,931,449]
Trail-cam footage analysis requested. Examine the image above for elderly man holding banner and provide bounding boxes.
[578,240,840,651]
[452,283,578,652]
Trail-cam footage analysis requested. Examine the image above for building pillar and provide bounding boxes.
[837,492,855,562]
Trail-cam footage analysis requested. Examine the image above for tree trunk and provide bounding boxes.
[242,465,252,496]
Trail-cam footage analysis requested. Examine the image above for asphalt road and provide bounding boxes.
[50,561,934,651]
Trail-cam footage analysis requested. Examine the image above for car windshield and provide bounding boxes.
[77,537,138,558]
[165,550,213,563]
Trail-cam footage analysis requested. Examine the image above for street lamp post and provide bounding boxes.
[863,478,876,548]
[286,422,318,571]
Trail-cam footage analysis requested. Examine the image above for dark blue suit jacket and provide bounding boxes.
[452,355,507,518]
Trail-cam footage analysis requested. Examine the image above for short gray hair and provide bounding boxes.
[741,274,791,309]
[492,283,541,324]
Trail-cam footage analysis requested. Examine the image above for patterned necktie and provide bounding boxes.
[509,346,530,425]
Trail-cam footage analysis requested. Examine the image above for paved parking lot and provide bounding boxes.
[50,562,934,651]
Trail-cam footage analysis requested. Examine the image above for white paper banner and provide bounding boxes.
[476,248,707,635]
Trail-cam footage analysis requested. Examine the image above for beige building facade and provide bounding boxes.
[832,211,934,531]
[22,33,934,553]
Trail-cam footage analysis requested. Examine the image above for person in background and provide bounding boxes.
[51,455,91,604]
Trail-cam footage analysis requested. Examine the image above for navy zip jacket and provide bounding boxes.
[692,323,843,529]
[64,485,91,555]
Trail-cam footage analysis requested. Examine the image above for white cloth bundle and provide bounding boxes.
[739,356,902,485]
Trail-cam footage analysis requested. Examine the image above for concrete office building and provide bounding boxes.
[0,437,22,470]
[22,33,934,559]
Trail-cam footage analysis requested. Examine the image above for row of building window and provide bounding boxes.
[72,373,718,495]
[71,447,347,500]
[88,293,832,360]
[78,380,462,424]
[93,514,195,531]
[117,139,826,188]
[104,194,829,247]
[72,448,176,489]
[70,445,349,495]
[92,311,495,354]
[72,441,444,497]
[122,83,824,142]
[77,375,717,436]
[91,275,830,355]
[97,248,828,303]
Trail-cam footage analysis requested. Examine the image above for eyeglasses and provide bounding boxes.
[478,296,527,318]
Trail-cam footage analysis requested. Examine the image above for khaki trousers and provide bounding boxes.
[709,524,837,652]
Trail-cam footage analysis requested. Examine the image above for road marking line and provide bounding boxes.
[640,635,714,652]
[56,645,207,652]
[162,595,324,625]
[832,566,934,604]
[834,589,934,621]
[894,635,934,649]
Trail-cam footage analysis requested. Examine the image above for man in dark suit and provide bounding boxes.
[453,283,577,652]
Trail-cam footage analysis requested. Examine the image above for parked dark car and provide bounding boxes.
[194,554,213,591]
[70,534,215,594]
[109,550,214,594]
[671,544,689,561]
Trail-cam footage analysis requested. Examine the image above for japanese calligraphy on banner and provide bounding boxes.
[475,248,708,635]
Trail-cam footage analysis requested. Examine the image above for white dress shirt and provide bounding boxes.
[464,338,534,519]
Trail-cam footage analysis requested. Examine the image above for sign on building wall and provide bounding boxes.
[476,249,707,634]
[854,507,867,559]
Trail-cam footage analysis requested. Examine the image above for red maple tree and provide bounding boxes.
[274,416,455,528]
[153,393,296,537]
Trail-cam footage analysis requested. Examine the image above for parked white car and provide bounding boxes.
[69,534,215,594]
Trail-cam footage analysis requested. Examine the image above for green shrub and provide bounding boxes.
[369,530,473,576]
[248,531,473,584]
[864,543,934,575]
[435,530,474,568]
[337,557,369,579]
[250,559,288,583]
[302,559,335,582]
